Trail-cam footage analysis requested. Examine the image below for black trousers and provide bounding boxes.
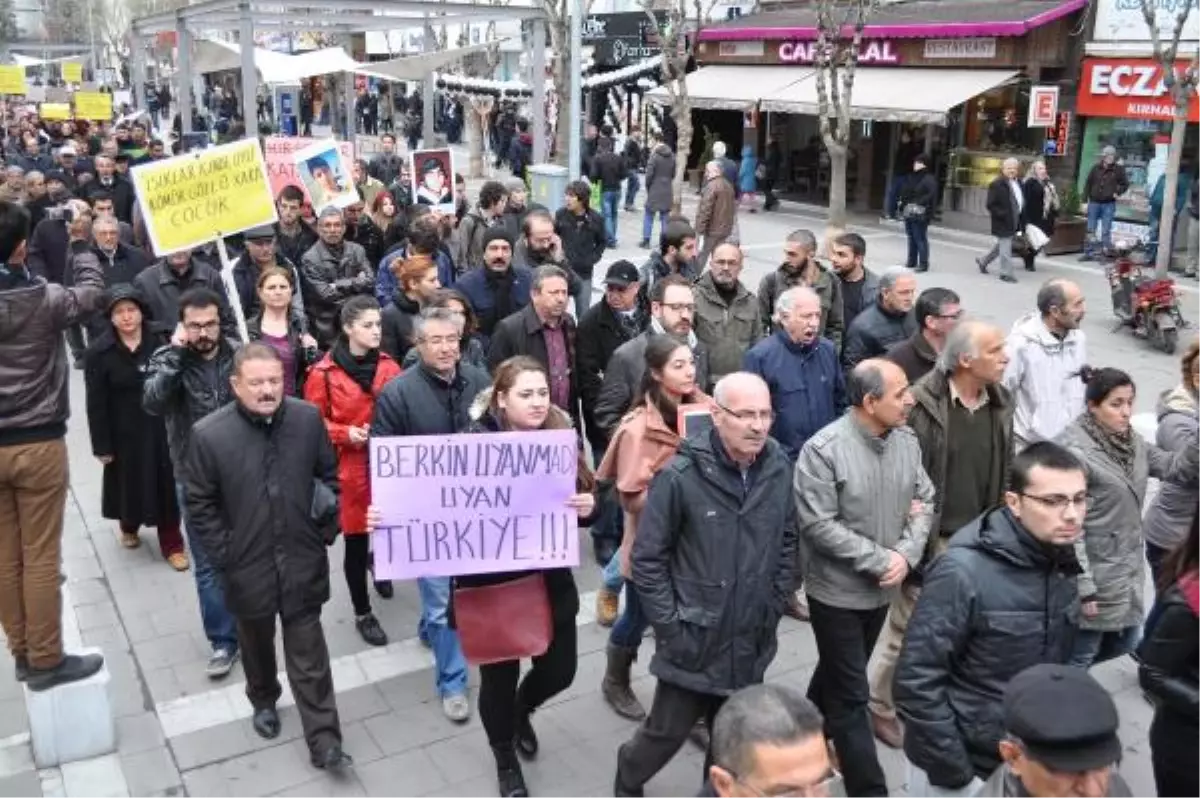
[478,620,578,747]
[343,535,371,617]
[1151,710,1199,797]
[616,680,726,792]
[807,597,889,798]
[237,610,342,758]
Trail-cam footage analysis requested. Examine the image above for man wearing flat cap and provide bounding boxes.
[981,664,1131,797]
[231,225,310,336]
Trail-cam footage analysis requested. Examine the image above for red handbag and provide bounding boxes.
[454,574,553,665]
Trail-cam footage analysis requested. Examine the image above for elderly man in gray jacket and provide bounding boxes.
[794,358,935,798]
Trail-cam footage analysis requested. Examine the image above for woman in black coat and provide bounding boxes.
[84,287,186,569]
[1021,159,1059,272]
[381,252,442,363]
[897,154,938,272]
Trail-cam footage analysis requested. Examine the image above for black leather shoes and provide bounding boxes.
[252,707,281,739]
[25,653,103,692]
[312,746,353,772]
[514,704,538,760]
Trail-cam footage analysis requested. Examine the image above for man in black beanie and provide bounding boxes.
[453,226,532,348]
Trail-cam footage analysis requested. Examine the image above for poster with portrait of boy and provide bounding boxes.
[292,138,360,214]
[410,148,455,214]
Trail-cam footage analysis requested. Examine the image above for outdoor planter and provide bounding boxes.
[1046,216,1087,255]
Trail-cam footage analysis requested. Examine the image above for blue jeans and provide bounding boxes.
[417,576,468,697]
[883,175,906,218]
[1085,200,1117,256]
[602,190,620,246]
[1068,624,1139,669]
[624,173,641,210]
[609,580,648,649]
[642,209,668,245]
[176,484,238,653]
[904,218,929,268]
[601,551,624,593]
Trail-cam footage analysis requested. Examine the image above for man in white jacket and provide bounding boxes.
[1002,279,1087,451]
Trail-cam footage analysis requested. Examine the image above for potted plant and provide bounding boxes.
[1046,183,1088,255]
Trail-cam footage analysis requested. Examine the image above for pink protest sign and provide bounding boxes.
[263,136,354,205]
[369,430,579,580]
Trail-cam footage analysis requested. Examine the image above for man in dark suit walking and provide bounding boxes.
[976,157,1024,284]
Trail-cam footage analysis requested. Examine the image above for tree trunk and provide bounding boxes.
[827,141,848,227]
[1155,110,1188,277]
[671,100,691,213]
[465,104,484,179]
[548,18,571,167]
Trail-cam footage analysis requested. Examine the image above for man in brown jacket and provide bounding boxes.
[0,200,107,690]
[695,161,736,272]
[867,320,1013,749]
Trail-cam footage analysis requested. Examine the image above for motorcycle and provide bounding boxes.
[1106,239,1188,354]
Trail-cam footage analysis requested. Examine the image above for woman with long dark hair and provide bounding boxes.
[595,335,707,721]
[1138,514,1198,798]
[246,266,316,396]
[462,356,596,797]
[304,295,402,646]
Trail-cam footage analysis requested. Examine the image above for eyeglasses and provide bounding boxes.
[716,401,774,423]
[184,321,220,333]
[727,767,844,797]
[1019,492,1090,513]
[662,302,696,313]
[421,334,461,346]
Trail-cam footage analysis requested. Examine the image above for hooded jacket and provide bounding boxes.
[756,261,845,350]
[632,428,797,696]
[1143,385,1200,551]
[895,508,1081,788]
[643,144,676,214]
[0,254,105,446]
[1002,312,1087,446]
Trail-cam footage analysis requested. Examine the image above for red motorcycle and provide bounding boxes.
[1107,239,1188,354]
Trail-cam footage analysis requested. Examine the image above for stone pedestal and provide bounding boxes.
[25,647,115,768]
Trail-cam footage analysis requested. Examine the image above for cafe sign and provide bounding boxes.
[778,39,899,64]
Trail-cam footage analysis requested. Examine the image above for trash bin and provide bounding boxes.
[528,164,570,215]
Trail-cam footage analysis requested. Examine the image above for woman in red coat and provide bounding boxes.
[304,295,402,646]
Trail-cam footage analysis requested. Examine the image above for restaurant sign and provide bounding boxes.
[923,37,997,59]
[778,39,899,65]
[1079,58,1200,122]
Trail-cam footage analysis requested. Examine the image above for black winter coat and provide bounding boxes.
[1137,579,1199,728]
[841,301,917,370]
[898,170,938,222]
[487,304,579,423]
[985,176,1023,238]
[380,291,421,364]
[632,429,797,697]
[84,244,152,339]
[1021,177,1057,236]
[142,339,238,471]
[554,207,607,279]
[371,362,491,438]
[184,399,339,621]
[132,259,241,342]
[85,322,178,526]
[895,508,1081,788]
[273,222,319,272]
[575,299,646,451]
[590,150,627,192]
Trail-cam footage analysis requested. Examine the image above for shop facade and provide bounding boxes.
[658,0,1089,227]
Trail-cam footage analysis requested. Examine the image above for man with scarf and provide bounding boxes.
[453,227,532,349]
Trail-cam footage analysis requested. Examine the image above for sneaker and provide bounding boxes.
[442,693,471,723]
[206,647,239,679]
[595,588,619,628]
[356,613,389,647]
[166,552,190,571]
[25,653,104,692]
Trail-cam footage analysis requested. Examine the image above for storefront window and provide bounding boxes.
[961,83,1042,153]
[1076,117,1199,223]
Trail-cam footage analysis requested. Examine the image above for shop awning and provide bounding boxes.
[761,67,1020,125]
[646,65,812,112]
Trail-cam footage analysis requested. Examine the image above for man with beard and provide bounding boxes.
[693,243,761,389]
[827,232,881,332]
[299,207,375,349]
[133,247,241,342]
[595,274,710,438]
[184,343,352,771]
[638,220,698,317]
[142,288,241,679]
[454,228,532,347]
[758,229,844,349]
[273,186,319,269]
[514,208,587,320]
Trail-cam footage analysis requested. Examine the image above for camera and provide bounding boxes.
[45,205,75,224]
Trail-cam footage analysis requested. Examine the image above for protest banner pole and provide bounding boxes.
[216,237,251,343]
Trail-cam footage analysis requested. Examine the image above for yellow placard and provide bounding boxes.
[62,62,83,84]
[74,91,112,120]
[40,103,72,120]
[130,138,278,257]
[0,65,26,95]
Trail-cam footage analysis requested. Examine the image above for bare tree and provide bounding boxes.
[459,8,510,178]
[812,0,877,227]
[645,0,717,211]
[1140,0,1198,277]
[0,0,19,45]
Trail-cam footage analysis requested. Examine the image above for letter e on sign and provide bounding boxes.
[1028,86,1058,128]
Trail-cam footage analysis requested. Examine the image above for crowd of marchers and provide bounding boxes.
[0,119,1198,798]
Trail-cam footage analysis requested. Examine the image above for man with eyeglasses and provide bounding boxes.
[867,321,1012,751]
[615,373,797,796]
[143,288,242,680]
[794,358,935,798]
[707,683,839,798]
[887,287,961,384]
[895,442,1085,796]
[977,664,1130,798]
[842,266,918,370]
